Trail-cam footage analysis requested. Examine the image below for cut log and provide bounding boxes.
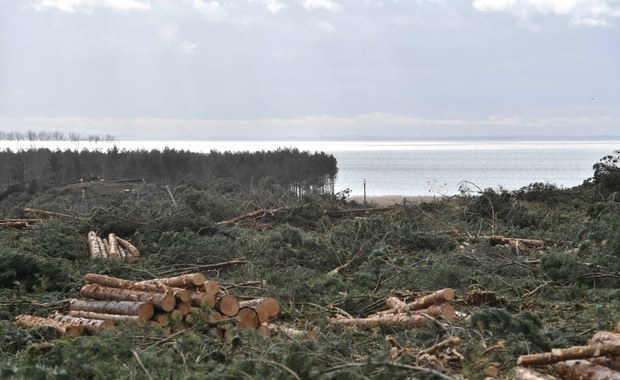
[138,273,205,288]
[556,360,620,380]
[238,301,270,323]
[386,296,408,312]
[190,292,216,308]
[331,314,428,328]
[485,235,544,251]
[517,343,620,366]
[116,236,140,258]
[88,231,101,259]
[50,314,114,331]
[176,301,193,316]
[373,303,457,321]
[589,331,620,345]
[108,233,121,259]
[215,294,240,317]
[96,237,108,258]
[405,288,455,311]
[514,367,558,380]
[237,297,280,317]
[265,323,308,339]
[16,315,84,337]
[80,284,176,312]
[420,336,460,355]
[69,299,154,320]
[256,324,272,338]
[590,356,620,372]
[84,274,191,302]
[154,313,170,326]
[68,310,144,324]
[236,307,260,330]
[203,280,221,295]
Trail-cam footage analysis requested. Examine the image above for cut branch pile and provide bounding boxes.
[330,288,456,329]
[15,272,283,339]
[0,218,42,229]
[87,231,140,261]
[515,328,620,379]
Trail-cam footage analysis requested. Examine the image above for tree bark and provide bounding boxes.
[556,360,620,380]
[116,236,140,258]
[85,273,191,302]
[405,288,455,311]
[372,303,456,321]
[108,233,120,259]
[589,357,620,372]
[15,315,84,337]
[96,237,108,258]
[386,296,408,312]
[88,231,101,259]
[138,273,206,288]
[590,331,620,345]
[50,314,114,331]
[514,367,558,380]
[517,343,620,366]
[68,310,144,324]
[265,323,311,339]
[80,284,176,312]
[69,299,154,320]
[331,313,428,328]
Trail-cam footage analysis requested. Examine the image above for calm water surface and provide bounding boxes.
[2,140,618,196]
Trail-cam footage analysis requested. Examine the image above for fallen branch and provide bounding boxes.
[217,208,283,225]
[15,315,84,337]
[517,343,620,366]
[23,207,87,221]
[420,336,460,355]
[331,313,428,328]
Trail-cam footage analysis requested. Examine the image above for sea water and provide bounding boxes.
[1,140,618,196]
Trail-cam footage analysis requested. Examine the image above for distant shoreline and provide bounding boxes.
[349,195,440,206]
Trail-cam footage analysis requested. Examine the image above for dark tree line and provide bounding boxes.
[0,147,338,195]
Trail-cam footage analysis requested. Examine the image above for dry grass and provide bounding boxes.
[349,195,439,207]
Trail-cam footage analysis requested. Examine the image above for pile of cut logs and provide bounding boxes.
[87,231,140,261]
[16,273,281,339]
[330,288,456,328]
[515,327,620,379]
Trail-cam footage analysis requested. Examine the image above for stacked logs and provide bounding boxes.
[515,327,620,379]
[87,231,140,261]
[15,272,282,339]
[330,288,456,328]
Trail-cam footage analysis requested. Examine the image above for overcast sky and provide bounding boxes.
[0,0,619,140]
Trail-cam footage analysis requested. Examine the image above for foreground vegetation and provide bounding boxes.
[1,149,620,379]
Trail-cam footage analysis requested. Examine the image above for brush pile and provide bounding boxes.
[15,273,282,339]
